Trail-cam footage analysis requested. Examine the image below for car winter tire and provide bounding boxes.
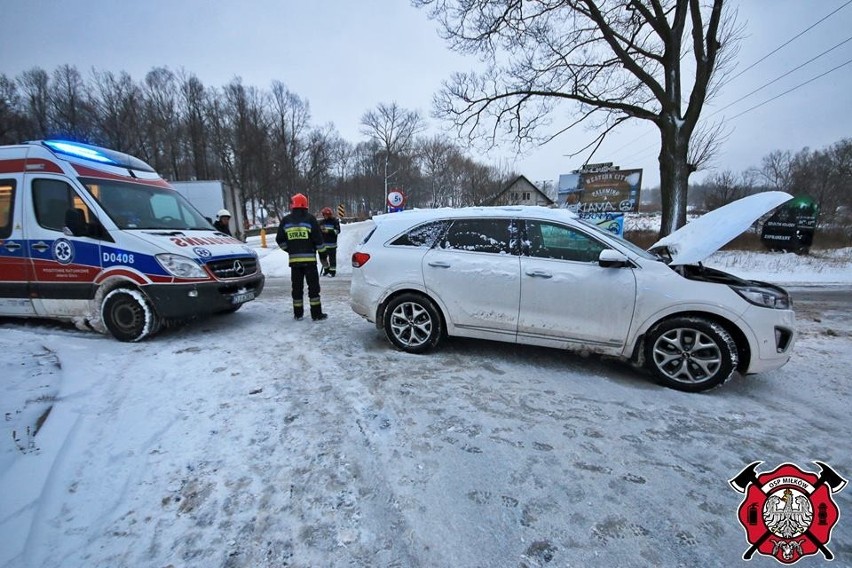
[383,293,443,354]
[644,316,738,392]
[102,288,159,342]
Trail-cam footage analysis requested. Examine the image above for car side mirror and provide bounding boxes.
[599,249,630,268]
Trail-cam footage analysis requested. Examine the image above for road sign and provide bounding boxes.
[337,204,345,218]
[387,190,405,208]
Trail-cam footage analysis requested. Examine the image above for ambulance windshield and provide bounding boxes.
[82,179,214,231]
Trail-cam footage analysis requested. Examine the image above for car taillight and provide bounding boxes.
[352,252,371,268]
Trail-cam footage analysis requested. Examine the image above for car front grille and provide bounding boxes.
[206,257,259,279]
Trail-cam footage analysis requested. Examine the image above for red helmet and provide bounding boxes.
[321,207,333,217]
[290,193,308,209]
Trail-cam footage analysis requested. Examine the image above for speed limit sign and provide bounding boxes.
[387,190,405,208]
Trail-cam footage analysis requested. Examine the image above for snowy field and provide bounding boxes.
[1,219,851,567]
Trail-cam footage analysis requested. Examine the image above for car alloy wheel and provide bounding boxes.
[383,293,442,354]
[645,317,738,392]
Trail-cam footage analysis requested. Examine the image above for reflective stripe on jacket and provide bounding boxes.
[276,209,325,266]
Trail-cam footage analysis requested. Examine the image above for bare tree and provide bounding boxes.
[178,71,213,180]
[789,140,852,226]
[221,79,271,219]
[828,139,852,213]
[141,67,184,177]
[414,0,739,236]
[756,150,794,192]
[417,134,461,207]
[17,68,51,138]
[701,169,750,210]
[89,70,144,152]
[360,102,423,210]
[269,81,311,211]
[0,74,28,143]
[50,64,94,141]
[303,125,335,199]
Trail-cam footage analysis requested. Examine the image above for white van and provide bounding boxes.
[0,140,265,341]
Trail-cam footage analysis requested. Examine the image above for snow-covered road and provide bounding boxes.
[2,275,850,567]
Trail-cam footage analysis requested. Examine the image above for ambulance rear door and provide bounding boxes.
[0,174,36,316]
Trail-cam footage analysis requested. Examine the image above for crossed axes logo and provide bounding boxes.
[730,461,846,564]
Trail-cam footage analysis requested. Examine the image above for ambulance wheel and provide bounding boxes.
[102,288,159,342]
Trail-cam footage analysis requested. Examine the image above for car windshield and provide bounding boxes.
[82,178,214,230]
[578,218,661,261]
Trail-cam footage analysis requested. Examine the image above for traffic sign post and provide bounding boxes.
[387,189,405,213]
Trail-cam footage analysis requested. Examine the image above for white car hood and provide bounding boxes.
[649,191,793,265]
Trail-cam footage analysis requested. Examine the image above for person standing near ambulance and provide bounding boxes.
[213,209,233,236]
[276,193,328,321]
[318,207,341,277]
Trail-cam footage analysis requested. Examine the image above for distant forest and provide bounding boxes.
[0,65,514,221]
[1,65,849,225]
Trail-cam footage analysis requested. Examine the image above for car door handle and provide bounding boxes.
[525,270,553,279]
[32,242,50,253]
[428,261,451,268]
[3,241,21,252]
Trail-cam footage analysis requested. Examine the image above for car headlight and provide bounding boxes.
[731,285,791,309]
[156,253,208,278]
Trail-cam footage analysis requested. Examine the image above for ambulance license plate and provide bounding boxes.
[231,291,255,305]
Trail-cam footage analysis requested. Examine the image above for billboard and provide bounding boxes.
[557,168,642,237]
[557,169,643,215]
[760,195,819,253]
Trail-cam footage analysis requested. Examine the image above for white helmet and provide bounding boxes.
[217,209,231,219]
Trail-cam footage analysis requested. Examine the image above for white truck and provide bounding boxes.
[170,180,246,241]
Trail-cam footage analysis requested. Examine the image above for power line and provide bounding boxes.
[710,34,852,118]
[727,57,852,121]
[564,3,852,168]
[728,0,852,82]
[602,9,852,165]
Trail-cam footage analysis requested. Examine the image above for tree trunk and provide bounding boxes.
[658,124,691,238]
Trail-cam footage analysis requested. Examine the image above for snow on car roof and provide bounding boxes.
[372,205,578,228]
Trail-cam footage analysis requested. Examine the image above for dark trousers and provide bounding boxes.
[319,247,337,275]
[290,263,322,317]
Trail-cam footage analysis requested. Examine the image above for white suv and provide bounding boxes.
[350,192,796,392]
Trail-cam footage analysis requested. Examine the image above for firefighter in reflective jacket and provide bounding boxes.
[276,193,328,321]
[318,206,341,276]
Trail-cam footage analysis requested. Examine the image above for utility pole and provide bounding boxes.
[384,152,389,214]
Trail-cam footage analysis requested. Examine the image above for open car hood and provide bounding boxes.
[649,191,793,265]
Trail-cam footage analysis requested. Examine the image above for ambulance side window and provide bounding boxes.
[32,179,93,233]
[0,180,14,239]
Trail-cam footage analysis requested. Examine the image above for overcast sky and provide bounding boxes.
[2,0,851,189]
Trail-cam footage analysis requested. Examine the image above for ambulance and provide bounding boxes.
[0,140,265,341]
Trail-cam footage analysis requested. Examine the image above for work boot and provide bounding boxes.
[309,298,324,320]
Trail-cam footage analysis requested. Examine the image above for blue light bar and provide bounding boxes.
[43,140,117,164]
[38,140,156,173]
